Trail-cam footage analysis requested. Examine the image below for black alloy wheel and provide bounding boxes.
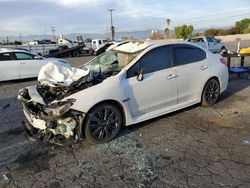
[85,104,122,144]
[202,79,220,106]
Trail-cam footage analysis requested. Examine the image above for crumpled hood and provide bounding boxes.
[38,62,91,87]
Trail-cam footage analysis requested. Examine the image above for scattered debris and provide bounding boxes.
[136,143,144,149]
[2,104,10,110]
[243,139,250,145]
[2,173,11,182]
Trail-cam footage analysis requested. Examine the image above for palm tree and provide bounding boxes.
[165,18,171,38]
[167,18,171,27]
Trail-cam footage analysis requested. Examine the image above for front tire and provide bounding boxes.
[84,103,122,144]
[201,78,220,106]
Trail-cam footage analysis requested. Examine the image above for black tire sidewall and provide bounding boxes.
[84,104,122,144]
[73,51,80,57]
[202,79,220,107]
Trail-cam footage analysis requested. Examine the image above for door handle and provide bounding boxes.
[167,74,177,79]
[200,65,208,70]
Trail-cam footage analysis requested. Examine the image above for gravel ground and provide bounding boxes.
[0,43,250,187]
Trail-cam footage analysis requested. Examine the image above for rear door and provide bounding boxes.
[13,52,46,78]
[0,52,19,81]
[173,44,209,104]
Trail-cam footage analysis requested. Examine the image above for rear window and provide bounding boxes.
[0,53,12,61]
[206,37,214,43]
[14,52,35,60]
[174,44,206,65]
[189,38,204,42]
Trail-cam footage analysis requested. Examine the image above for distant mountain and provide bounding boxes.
[0,29,161,42]
[0,26,231,42]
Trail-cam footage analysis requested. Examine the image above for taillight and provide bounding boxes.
[220,58,227,66]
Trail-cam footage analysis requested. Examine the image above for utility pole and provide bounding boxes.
[165,18,171,39]
[19,33,22,42]
[50,26,56,41]
[108,9,115,41]
[6,36,9,45]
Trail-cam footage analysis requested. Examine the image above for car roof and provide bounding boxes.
[0,48,30,53]
[114,40,199,53]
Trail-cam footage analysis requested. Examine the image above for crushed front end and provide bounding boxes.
[18,86,84,143]
[17,62,95,143]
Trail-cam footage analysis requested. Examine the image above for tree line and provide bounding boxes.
[174,18,250,39]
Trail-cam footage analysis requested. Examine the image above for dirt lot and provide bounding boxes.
[0,46,250,187]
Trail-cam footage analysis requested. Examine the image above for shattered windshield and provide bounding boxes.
[81,50,141,74]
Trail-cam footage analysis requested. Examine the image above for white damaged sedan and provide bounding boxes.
[18,41,229,144]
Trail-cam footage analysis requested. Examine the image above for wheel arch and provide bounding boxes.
[80,99,126,137]
[201,76,221,101]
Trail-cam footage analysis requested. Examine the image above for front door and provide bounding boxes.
[124,45,177,117]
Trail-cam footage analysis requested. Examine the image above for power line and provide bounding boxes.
[172,13,250,26]
[115,11,250,31]
[173,8,250,23]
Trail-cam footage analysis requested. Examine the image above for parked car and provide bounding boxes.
[40,39,56,44]
[187,36,226,53]
[94,43,113,56]
[91,39,109,50]
[24,40,41,45]
[106,41,130,51]
[46,45,69,55]
[0,48,69,81]
[18,41,228,144]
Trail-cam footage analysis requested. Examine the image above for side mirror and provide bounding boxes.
[136,69,143,81]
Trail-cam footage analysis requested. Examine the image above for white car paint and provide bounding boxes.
[91,39,108,50]
[67,41,228,126]
[0,48,69,81]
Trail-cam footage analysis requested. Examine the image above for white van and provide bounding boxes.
[91,39,108,50]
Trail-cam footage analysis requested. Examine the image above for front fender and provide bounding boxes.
[67,79,127,114]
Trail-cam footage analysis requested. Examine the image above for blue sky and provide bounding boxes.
[0,0,250,36]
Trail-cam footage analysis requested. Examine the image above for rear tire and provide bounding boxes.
[84,103,122,144]
[201,78,220,106]
[72,51,80,57]
[221,46,227,53]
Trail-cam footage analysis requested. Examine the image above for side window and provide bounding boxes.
[98,40,102,45]
[127,45,172,78]
[206,37,214,43]
[0,53,12,61]
[174,44,206,66]
[14,52,35,60]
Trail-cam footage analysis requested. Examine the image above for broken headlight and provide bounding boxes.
[45,99,76,117]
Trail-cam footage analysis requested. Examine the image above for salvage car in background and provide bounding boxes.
[18,41,229,144]
[187,36,226,53]
[0,48,69,81]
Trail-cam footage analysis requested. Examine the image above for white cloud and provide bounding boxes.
[46,0,112,7]
[0,16,46,35]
